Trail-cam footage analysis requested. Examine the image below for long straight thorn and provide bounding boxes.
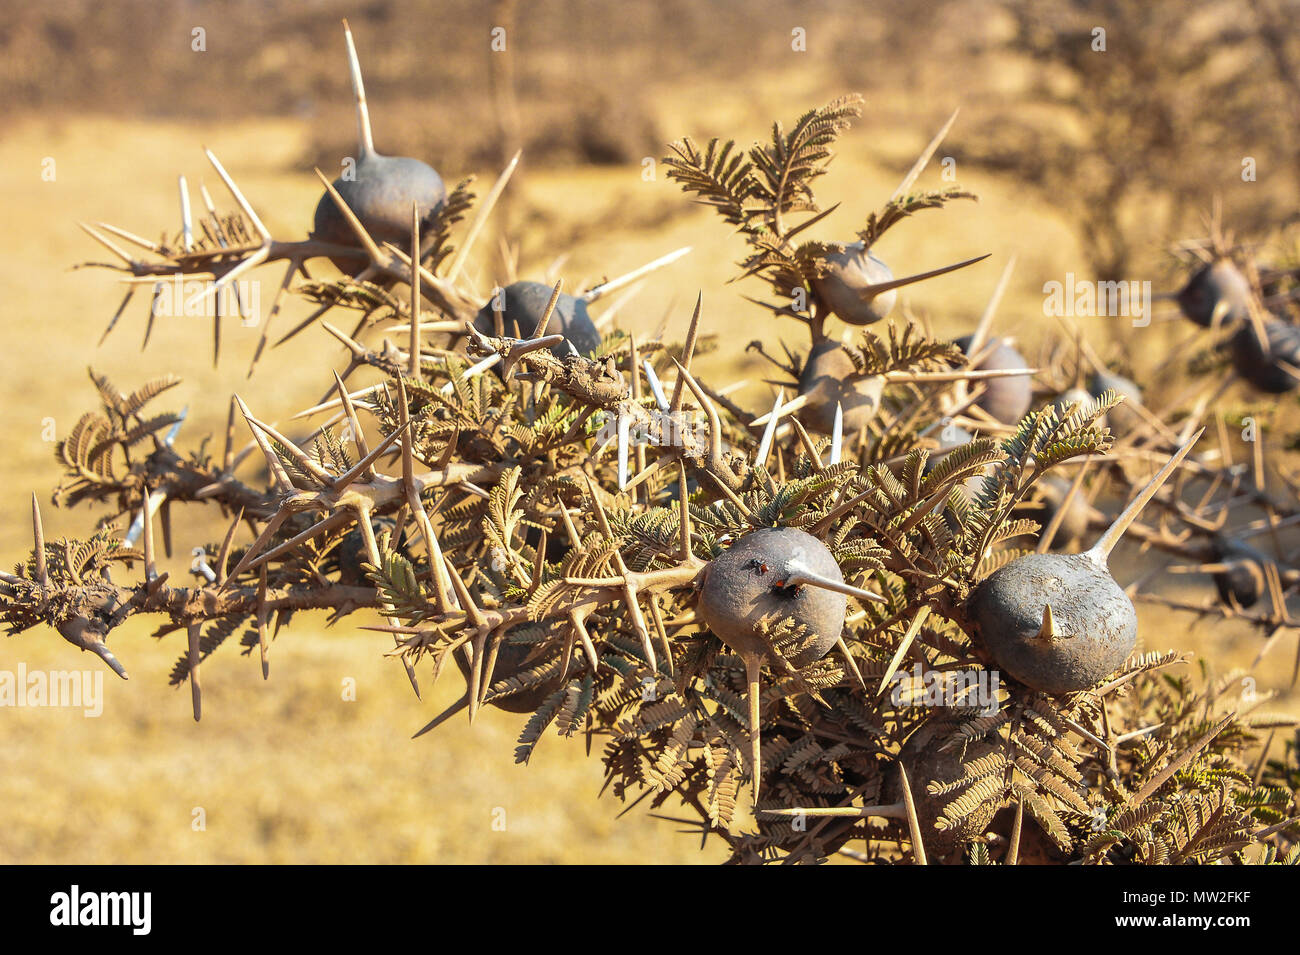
[754,389,783,471]
[617,414,630,491]
[187,622,203,721]
[570,610,601,674]
[77,221,135,266]
[313,168,385,262]
[581,246,692,303]
[237,403,333,485]
[330,415,417,490]
[332,370,372,463]
[204,148,271,241]
[340,18,375,157]
[891,107,959,201]
[257,564,270,679]
[830,402,844,465]
[446,150,521,282]
[1088,430,1204,564]
[671,358,723,468]
[897,762,928,864]
[219,509,289,589]
[94,220,163,254]
[214,506,244,585]
[781,563,886,603]
[669,293,702,414]
[409,202,422,377]
[644,360,669,411]
[534,279,563,341]
[968,256,1018,359]
[178,175,194,252]
[678,460,692,561]
[864,253,990,297]
[30,493,48,587]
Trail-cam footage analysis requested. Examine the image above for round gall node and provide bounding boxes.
[955,335,1032,425]
[473,280,603,357]
[698,527,848,666]
[968,552,1137,694]
[812,242,897,325]
[312,154,447,272]
[798,341,883,434]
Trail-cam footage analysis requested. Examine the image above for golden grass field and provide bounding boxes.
[2,9,1297,863]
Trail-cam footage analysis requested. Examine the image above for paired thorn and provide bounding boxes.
[671,358,724,473]
[581,474,659,672]
[570,610,601,675]
[238,397,334,486]
[331,415,418,491]
[78,221,137,267]
[232,395,302,492]
[465,320,565,381]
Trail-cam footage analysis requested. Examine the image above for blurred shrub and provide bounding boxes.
[956,0,1300,279]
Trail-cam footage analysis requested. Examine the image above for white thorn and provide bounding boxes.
[751,392,810,427]
[441,353,502,394]
[178,175,193,252]
[581,246,692,303]
[754,389,783,470]
[164,406,188,448]
[783,562,887,603]
[191,547,218,583]
[830,402,843,465]
[643,361,670,412]
[125,491,167,546]
[617,415,631,490]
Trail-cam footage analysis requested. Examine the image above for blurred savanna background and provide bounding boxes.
[3,0,1300,863]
